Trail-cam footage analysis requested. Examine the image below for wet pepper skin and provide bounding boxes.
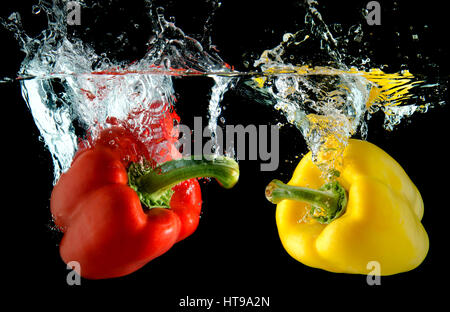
[50,127,201,279]
[276,139,429,275]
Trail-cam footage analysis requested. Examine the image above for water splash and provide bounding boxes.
[1,0,446,183]
[245,0,444,179]
[207,75,236,156]
[2,1,232,182]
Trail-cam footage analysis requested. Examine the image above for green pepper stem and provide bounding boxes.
[265,179,347,224]
[265,179,338,207]
[136,155,239,195]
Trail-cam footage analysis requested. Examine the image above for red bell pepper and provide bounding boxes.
[50,125,239,279]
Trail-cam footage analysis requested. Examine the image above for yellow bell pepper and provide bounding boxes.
[265,139,429,275]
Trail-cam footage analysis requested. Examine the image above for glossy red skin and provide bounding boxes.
[50,127,202,279]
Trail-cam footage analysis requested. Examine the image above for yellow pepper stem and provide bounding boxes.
[265,179,348,224]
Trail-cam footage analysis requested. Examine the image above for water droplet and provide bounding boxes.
[220,117,225,123]
[163,58,171,68]
[283,33,293,42]
[348,24,361,35]
[332,24,343,33]
[8,12,21,23]
[32,5,41,15]
[361,8,368,17]
[348,24,363,42]
[361,57,370,65]
[156,7,165,16]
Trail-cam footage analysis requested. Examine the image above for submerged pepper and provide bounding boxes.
[265,139,428,275]
[51,126,239,279]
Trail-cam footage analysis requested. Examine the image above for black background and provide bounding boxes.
[1,0,449,309]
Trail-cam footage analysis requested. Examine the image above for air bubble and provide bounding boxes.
[32,5,41,15]
[331,24,343,33]
[156,7,165,16]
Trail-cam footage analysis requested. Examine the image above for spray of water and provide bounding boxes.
[2,0,233,182]
[1,0,446,183]
[245,0,444,179]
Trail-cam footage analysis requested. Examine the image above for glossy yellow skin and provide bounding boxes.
[276,139,429,275]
